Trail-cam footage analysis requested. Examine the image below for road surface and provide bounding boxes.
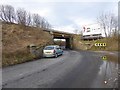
[2,50,118,88]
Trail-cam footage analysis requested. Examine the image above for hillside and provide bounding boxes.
[89,36,119,51]
[72,34,119,51]
[72,34,88,50]
[2,22,53,67]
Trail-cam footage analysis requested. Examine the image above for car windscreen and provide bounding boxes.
[44,46,54,50]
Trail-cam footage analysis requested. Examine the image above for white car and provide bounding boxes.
[43,45,63,58]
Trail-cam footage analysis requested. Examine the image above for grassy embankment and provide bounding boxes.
[88,36,119,63]
[75,35,119,63]
[2,22,53,67]
[89,36,119,51]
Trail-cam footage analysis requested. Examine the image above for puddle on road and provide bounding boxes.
[89,52,118,88]
[98,59,118,88]
[99,53,118,77]
[98,61,106,75]
[106,54,118,64]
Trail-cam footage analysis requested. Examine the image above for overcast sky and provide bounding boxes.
[0,0,118,33]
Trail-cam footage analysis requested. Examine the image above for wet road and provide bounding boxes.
[2,50,118,88]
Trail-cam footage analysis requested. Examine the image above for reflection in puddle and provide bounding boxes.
[98,61,106,75]
[98,60,118,88]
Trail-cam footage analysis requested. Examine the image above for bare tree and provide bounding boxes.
[0,5,7,21]
[26,12,32,26]
[32,14,51,29]
[41,18,46,28]
[97,12,118,37]
[42,19,51,29]
[0,5,52,29]
[110,15,118,36]
[32,14,42,27]
[45,21,51,29]
[0,5,15,23]
[5,5,15,23]
[105,13,116,36]
[97,12,108,37]
[16,8,27,25]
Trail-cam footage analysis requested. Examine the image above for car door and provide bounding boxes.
[58,46,63,55]
[56,46,60,55]
[59,47,63,54]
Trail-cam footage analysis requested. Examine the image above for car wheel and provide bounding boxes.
[55,53,58,58]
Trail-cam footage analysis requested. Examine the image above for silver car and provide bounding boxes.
[43,45,63,58]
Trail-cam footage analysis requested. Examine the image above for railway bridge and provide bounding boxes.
[43,29,74,49]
